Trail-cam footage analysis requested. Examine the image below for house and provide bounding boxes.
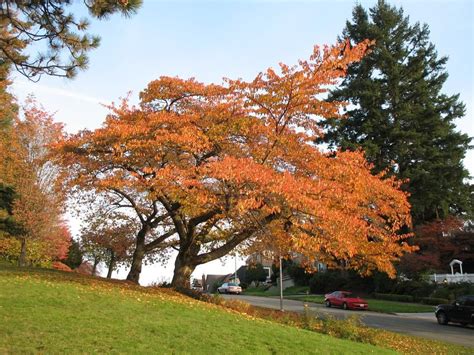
[246,252,327,283]
[246,253,274,282]
[191,278,203,291]
[201,273,240,293]
[244,251,328,292]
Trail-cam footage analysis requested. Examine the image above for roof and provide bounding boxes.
[204,274,228,287]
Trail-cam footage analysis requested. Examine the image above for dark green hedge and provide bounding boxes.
[419,297,449,305]
[372,293,414,302]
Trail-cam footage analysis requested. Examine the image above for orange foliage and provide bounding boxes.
[52,261,72,272]
[55,40,413,283]
[0,98,70,264]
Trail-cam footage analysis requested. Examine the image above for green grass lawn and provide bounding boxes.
[243,286,434,313]
[286,295,434,313]
[0,266,393,354]
[243,285,309,296]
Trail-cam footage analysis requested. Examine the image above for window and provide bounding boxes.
[465,297,474,306]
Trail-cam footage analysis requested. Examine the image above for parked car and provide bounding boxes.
[435,295,474,326]
[217,282,242,294]
[324,291,368,310]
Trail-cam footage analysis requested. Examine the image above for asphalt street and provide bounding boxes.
[222,294,474,348]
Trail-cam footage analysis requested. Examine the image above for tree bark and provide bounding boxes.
[171,253,195,289]
[18,238,27,267]
[92,256,99,275]
[107,249,115,279]
[126,226,149,283]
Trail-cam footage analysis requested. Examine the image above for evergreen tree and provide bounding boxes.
[0,0,142,80]
[323,0,472,225]
[0,183,22,236]
[62,239,83,270]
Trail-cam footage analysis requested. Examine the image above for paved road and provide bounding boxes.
[222,294,474,348]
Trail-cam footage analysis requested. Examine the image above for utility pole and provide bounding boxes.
[279,255,284,312]
[234,253,237,283]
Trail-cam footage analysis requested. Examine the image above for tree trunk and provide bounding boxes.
[92,257,99,275]
[171,254,195,289]
[107,250,115,279]
[18,238,27,267]
[126,226,149,283]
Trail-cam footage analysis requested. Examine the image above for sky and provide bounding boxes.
[10,0,474,285]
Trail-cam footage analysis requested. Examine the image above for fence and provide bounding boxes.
[429,273,474,284]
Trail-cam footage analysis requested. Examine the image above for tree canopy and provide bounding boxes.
[0,99,70,266]
[55,39,414,287]
[322,0,472,225]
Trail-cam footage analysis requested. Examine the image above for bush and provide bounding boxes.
[431,282,474,301]
[208,280,221,294]
[321,315,373,343]
[309,271,347,294]
[391,280,435,299]
[419,297,449,305]
[372,272,397,293]
[286,261,313,286]
[51,261,72,272]
[245,263,267,285]
[372,293,414,302]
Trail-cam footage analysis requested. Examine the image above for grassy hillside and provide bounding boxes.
[0,266,393,354]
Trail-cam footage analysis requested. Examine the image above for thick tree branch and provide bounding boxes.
[193,213,279,264]
[109,187,145,224]
[188,208,221,228]
[144,229,177,252]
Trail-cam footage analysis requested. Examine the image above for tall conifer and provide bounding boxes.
[324,0,472,224]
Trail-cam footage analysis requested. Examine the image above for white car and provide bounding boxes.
[217,282,242,294]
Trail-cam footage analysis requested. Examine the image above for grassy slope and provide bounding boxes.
[0,267,393,354]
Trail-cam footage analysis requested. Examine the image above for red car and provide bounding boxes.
[324,291,368,310]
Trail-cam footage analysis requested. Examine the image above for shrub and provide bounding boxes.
[372,272,397,293]
[431,282,474,301]
[208,280,221,294]
[239,281,248,289]
[245,263,267,285]
[51,261,72,272]
[207,294,225,305]
[149,280,171,288]
[391,280,435,299]
[74,261,94,275]
[372,293,414,302]
[286,261,313,286]
[321,315,373,343]
[420,297,449,305]
[309,271,347,294]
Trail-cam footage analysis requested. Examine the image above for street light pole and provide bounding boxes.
[234,253,237,283]
[279,255,283,312]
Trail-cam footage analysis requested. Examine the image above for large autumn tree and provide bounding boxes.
[322,0,472,225]
[56,40,414,287]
